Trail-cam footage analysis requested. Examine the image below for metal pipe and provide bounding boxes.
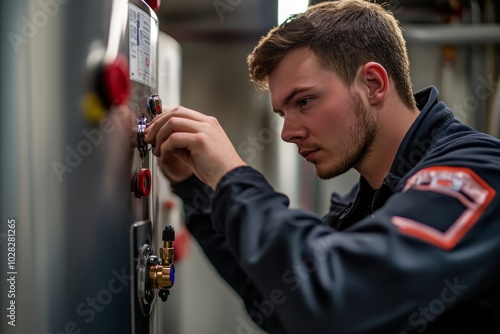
[402,24,500,44]
[468,0,487,132]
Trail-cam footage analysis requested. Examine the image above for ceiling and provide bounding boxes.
[157,0,499,44]
[158,0,278,43]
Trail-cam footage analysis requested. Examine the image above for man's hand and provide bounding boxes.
[145,106,247,189]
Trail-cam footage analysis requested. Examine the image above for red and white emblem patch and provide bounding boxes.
[391,166,496,250]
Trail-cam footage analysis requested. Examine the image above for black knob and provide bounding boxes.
[159,289,169,302]
[162,225,175,242]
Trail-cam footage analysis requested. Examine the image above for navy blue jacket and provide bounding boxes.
[173,86,500,333]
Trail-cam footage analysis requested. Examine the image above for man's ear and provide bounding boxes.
[357,62,388,106]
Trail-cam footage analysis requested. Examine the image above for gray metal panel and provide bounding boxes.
[1,1,163,333]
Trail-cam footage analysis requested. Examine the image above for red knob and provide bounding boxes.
[135,168,152,197]
[102,55,131,106]
[145,0,161,11]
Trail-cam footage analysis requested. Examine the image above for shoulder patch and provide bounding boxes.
[391,166,496,250]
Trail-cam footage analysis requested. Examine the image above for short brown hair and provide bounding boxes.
[247,0,416,109]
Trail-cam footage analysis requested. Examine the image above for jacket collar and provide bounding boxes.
[384,85,454,191]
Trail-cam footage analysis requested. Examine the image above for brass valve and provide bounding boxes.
[147,225,175,302]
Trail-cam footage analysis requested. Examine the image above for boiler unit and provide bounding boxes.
[0,1,181,333]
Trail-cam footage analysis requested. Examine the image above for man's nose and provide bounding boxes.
[281,117,306,143]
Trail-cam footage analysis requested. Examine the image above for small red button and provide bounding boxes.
[148,95,162,116]
[145,0,161,11]
[102,55,131,106]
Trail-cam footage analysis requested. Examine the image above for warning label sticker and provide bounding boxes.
[129,4,158,88]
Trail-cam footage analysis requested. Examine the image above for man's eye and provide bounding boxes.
[298,98,310,107]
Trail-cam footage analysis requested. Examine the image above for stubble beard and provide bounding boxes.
[315,92,378,180]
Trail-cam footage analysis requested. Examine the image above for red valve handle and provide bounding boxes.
[135,168,151,197]
[102,55,131,106]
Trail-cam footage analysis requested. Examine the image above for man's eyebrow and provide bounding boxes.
[273,86,313,113]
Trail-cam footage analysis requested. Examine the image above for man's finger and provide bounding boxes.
[145,106,210,143]
[152,117,205,156]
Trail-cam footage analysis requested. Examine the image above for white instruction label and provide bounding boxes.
[129,4,158,88]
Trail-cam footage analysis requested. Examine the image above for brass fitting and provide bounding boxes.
[160,239,174,266]
[148,261,174,290]
[146,225,175,301]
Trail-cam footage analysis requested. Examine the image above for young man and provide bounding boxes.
[145,0,500,332]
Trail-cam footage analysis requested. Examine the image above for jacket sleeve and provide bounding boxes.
[172,175,285,332]
[210,165,500,334]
